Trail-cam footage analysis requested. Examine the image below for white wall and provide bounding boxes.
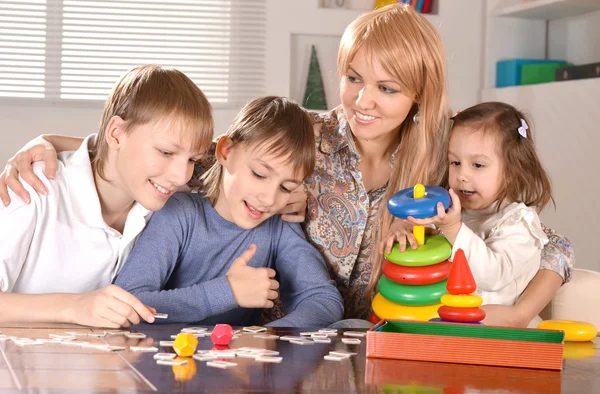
[0,0,483,163]
[0,101,238,165]
[483,1,600,271]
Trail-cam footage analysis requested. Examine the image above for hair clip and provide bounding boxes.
[517,118,528,139]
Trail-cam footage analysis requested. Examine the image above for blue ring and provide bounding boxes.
[388,186,451,219]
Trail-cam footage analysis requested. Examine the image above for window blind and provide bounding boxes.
[0,0,266,107]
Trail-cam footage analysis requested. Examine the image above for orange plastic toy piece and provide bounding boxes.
[438,305,486,323]
[173,333,198,357]
[446,249,476,295]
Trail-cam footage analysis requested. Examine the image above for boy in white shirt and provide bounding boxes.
[0,65,213,327]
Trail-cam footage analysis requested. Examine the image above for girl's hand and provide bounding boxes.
[406,188,462,242]
[379,218,417,255]
[279,184,307,223]
[0,136,58,206]
[480,304,529,328]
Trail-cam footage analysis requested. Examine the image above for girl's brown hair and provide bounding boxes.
[346,5,453,297]
[201,96,315,204]
[451,101,554,212]
[93,65,213,180]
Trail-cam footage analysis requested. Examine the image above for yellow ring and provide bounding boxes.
[441,294,483,308]
[372,293,440,321]
[563,342,596,359]
[537,320,598,342]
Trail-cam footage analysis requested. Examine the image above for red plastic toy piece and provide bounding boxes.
[383,259,451,285]
[438,306,486,323]
[210,324,234,346]
[446,248,476,295]
[368,312,382,325]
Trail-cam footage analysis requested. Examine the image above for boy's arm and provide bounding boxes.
[0,199,38,294]
[0,134,83,206]
[114,195,238,323]
[452,215,543,292]
[266,222,343,328]
[0,199,153,327]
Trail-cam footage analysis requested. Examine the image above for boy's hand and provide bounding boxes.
[67,285,156,328]
[226,244,279,308]
[0,136,58,207]
[379,218,417,255]
[406,188,462,243]
[279,184,307,223]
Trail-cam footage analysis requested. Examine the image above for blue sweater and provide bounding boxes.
[115,193,343,327]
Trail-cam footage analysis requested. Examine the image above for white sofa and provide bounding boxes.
[540,268,600,329]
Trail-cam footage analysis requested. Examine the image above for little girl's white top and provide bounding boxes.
[452,202,549,306]
[0,134,152,294]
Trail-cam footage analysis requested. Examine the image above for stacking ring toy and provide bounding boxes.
[385,234,452,266]
[441,294,483,308]
[378,276,447,306]
[438,306,486,323]
[537,320,597,342]
[383,259,450,285]
[372,293,440,321]
[388,185,451,219]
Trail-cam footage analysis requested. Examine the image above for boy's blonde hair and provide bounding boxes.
[451,101,554,212]
[341,5,453,297]
[201,96,315,204]
[92,65,214,180]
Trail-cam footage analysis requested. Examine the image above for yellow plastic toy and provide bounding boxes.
[375,0,398,9]
[412,184,425,246]
[537,320,597,342]
[372,292,440,321]
[172,358,197,381]
[173,333,198,357]
[440,294,483,308]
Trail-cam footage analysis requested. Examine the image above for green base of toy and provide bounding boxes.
[385,234,451,266]
[378,275,447,306]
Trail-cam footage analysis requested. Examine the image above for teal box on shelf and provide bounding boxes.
[496,59,567,88]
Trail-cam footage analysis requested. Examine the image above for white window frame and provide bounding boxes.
[0,0,266,109]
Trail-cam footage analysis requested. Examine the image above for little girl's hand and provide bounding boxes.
[407,189,462,236]
[379,218,417,255]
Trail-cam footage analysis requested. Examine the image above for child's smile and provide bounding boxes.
[448,126,503,211]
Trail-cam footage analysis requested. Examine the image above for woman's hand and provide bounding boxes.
[0,136,58,206]
[279,184,308,223]
[379,218,417,255]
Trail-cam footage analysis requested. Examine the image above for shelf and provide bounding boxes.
[481,77,600,101]
[494,0,600,20]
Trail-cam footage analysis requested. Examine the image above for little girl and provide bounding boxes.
[382,102,553,306]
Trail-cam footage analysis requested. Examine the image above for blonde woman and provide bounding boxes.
[0,5,572,328]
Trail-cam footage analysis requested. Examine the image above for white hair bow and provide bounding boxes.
[518,119,528,139]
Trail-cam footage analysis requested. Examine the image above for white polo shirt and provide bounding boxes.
[0,134,152,294]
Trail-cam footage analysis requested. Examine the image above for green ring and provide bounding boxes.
[385,234,451,266]
[378,276,447,306]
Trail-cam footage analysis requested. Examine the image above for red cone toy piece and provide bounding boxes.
[446,248,477,295]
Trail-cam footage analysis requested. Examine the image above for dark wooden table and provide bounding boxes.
[0,323,598,393]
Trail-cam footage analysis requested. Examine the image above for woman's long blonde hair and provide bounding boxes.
[337,4,452,297]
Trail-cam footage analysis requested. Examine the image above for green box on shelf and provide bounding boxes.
[521,62,568,85]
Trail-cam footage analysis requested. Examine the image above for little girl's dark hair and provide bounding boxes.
[451,102,554,212]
